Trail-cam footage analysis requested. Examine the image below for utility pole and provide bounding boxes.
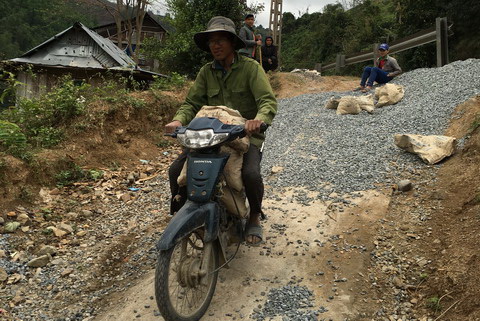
[269,0,283,66]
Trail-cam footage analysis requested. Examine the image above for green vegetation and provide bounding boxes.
[151,73,187,91]
[469,114,480,134]
[57,167,104,187]
[140,0,263,77]
[1,0,479,77]
[473,193,480,205]
[56,162,104,187]
[19,186,34,201]
[0,120,27,157]
[0,69,163,160]
[0,74,90,157]
[426,296,442,311]
[280,0,480,72]
[141,0,480,75]
[0,0,95,60]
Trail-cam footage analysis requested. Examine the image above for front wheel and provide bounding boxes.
[155,230,219,321]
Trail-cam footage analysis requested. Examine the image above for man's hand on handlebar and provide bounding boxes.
[165,120,182,134]
[245,120,265,135]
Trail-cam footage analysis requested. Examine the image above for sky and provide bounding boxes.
[248,0,339,27]
[151,1,341,27]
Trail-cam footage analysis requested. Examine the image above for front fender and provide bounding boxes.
[157,201,220,251]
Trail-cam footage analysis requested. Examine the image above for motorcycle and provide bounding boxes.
[155,116,267,321]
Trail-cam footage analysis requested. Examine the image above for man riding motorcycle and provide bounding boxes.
[165,16,277,245]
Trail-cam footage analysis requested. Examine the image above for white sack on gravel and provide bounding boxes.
[336,96,361,115]
[375,83,405,107]
[329,95,374,114]
[356,94,375,113]
[394,134,456,164]
[325,96,340,109]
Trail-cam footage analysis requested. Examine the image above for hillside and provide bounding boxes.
[0,67,479,320]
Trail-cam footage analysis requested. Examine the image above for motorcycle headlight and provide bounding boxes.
[177,129,229,149]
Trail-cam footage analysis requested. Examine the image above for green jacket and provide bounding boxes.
[173,53,277,148]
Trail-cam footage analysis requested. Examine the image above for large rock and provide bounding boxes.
[375,83,405,107]
[0,267,7,281]
[27,254,51,268]
[57,223,74,234]
[17,213,30,225]
[336,97,361,115]
[394,134,456,164]
[46,226,68,237]
[37,245,57,256]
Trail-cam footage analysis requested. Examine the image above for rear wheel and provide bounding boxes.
[155,231,219,321]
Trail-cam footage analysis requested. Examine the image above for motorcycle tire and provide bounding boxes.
[155,231,219,321]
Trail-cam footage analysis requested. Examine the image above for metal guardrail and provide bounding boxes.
[315,17,451,73]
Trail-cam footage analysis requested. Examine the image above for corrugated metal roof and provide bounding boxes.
[93,11,172,34]
[11,22,136,69]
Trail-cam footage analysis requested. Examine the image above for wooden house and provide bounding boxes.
[93,11,170,70]
[9,22,163,100]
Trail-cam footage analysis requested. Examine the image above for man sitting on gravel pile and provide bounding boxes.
[355,43,402,93]
[164,16,277,246]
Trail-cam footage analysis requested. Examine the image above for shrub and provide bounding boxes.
[151,73,186,91]
[0,120,27,156]
[1,75,89,149]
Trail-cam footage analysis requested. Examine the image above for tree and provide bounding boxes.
[0,0,94,59]
[79,0,157,62]
[141,0,263,76]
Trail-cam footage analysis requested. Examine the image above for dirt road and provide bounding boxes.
[94,188,390,320]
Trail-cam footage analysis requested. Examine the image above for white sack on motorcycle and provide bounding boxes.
[177,106,250,217]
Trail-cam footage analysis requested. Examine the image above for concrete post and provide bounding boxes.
[436,17,449,67]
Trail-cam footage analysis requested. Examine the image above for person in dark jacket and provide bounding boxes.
[355,43,402,92]
[261,36,278,72]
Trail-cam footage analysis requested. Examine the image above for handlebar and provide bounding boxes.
[259,122,268,133]
[164,122,269,137]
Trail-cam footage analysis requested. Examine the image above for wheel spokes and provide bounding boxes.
[167,232,215,317]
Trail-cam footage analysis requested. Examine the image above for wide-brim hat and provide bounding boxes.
[194,16,246,52]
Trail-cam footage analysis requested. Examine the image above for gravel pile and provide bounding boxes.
[251,285,328,321]
[262,59,480,199]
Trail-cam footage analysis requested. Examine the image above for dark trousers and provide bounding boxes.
[262,61,278,72]
[168,145,264,215]
[360,66,393,87]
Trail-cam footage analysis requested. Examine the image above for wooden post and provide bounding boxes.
[373,43,380,65]
[436,17,449,67]
[314,63,322,73]
[335,54,342,73]
[335,55,345,73]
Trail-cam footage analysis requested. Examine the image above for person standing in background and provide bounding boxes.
[239,13,262,59]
